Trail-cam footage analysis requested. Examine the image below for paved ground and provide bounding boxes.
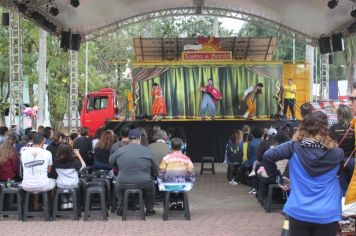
[0,164,283,236]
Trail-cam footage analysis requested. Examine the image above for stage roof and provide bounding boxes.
[1,0,355,45]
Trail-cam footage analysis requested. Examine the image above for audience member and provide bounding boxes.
[93,130,114,170]
[74,127,93,165]
[54,143,86,209]
[138,127,149,146]
[0,126,9,143]
[21,133,56,192]
[92,127,105,150]
[225,131,243,185]
[159,138,195,209]
[110,125,130,154]
[300,102,314,118]
[148,130,169,165]
[46,131,64,179]
[259,111,343,236]
[330,105,355,195]
[109,128,158,216]
[236,127,262,194]
[0,136,19,181]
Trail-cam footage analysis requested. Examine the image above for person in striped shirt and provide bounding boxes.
[159,137,195,210]
[159,138,195,183]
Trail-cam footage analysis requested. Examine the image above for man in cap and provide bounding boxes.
[109,128,159,216]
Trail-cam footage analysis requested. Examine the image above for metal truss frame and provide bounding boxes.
[68,50,79,133]
[320,54,330,101]
[84,7,318,45]
[9,8,24,128]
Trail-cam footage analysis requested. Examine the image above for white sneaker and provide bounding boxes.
[229,181,238,186]
[243,112,249,119]
[248,170,256,177]
[248,188,257,195]
[67,202,73,209]
[61,203,68,209]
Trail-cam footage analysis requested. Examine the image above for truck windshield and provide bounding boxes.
[87,96,108,111]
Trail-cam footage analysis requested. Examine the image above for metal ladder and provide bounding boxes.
[69,50,79,133]
[9,9,24,128]
[320,54,329,101]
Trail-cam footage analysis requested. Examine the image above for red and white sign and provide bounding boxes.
[182,51,232,61]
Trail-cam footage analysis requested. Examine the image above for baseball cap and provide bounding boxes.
[267,128,277,136]
[128,128,141,139]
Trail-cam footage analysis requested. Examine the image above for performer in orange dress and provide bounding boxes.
[151,83,167,120]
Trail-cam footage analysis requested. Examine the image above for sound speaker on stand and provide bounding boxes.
[2,12,9,26]
[318,37,332,54]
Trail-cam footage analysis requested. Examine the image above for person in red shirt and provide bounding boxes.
[0,136,20,181]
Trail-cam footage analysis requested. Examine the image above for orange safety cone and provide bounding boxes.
[281,216,289,236]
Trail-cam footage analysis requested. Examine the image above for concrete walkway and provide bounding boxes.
[0,164,283,236]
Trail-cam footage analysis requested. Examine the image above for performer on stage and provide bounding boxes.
[283,78,296,120]
[242,83,263,119]
[151,82,167,120]
[200,79,222,120]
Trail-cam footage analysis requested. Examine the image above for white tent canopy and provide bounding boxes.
[1,0,355,44]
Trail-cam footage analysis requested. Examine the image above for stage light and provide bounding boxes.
[49,7,59,16]
[70,0,80,8]
[327,0,338,9]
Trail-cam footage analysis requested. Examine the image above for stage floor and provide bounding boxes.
[106,118,296,162]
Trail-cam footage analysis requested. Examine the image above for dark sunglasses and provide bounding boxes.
[349,96,356,102]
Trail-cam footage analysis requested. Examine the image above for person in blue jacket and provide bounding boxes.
[259,111,344,236]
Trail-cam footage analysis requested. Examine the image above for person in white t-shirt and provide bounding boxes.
[21,132,56,192]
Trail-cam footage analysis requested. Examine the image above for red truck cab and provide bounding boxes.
[80,88,118,136]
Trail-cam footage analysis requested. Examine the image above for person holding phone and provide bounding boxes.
[258,111,344,236]
[54,143,86,209]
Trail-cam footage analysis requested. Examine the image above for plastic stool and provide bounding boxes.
[0,184,23,220]
[163,191,190,221]
[265,184,283,213]
[52,188,79,220]
[23,191,51,221]
[200,156,215,174]
[84,186,107,221]
[122,189,145,221]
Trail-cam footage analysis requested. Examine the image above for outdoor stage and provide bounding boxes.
[106,118,296,163]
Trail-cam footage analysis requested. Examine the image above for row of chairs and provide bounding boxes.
[227,162,286,213]
[0,170,191,221]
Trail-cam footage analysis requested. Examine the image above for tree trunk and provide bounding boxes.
[38,29,47,127]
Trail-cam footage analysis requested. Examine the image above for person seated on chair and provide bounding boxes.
[225,131,243,185]
[159,138,196,210]
[235,127,263,194]
[148,130,169,165]
[54,143,86,209]
[109,128,159,216]
[21,132,56,193]
[0,135,20,181]
[93,130,115,171]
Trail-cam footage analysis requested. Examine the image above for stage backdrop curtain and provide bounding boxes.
[136,64,281,118]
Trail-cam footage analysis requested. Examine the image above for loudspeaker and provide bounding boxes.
[60,31,70,50]
[70,33,81,51]
[331,33,344,52]
[329,54,333,64]
[2,13,9,26]
[319,37,332,54]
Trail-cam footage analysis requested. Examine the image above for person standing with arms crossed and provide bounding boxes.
[283,78,297,120]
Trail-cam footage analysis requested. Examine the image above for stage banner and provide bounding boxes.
[136,64,282,118]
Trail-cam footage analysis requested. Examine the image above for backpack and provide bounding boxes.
[226,143,243,163]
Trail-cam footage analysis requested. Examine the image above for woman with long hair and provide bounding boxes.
[93,130,115,170]
[259,111,344,236]
[151,82,167,121]
[330,104,355,195]
[0,136,19,181]
[54,143,86,209]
